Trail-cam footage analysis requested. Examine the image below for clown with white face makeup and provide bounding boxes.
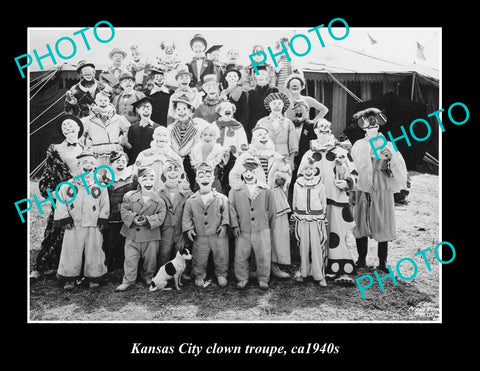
[219,67,248,125]
[54,150,110,290]
[116,167,167,292]
[157,158,193,268]
[133,125,183,192]
[81,90,131,167]
[100,47,129,97]
[193,74,224,123]
[292,159,328,286]
[350,108,408,274]
[30,115,85,281]
[65,60,109,118]
[256,92,298,170]
[182,163,230,288]
[125,45,149,89]
[230,126,293,279]
[299,118,358,284]
[167,68,203,124]
[151,40,183,90]
[228,157,277,290]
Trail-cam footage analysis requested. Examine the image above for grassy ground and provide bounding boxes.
[28,171,440,322]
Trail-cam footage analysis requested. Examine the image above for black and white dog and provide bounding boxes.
[149,247,193,292]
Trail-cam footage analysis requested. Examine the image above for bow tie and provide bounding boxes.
[67,142,77,147]
[293,120,305,128]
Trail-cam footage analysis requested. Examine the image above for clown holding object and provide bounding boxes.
[350,108,407,273]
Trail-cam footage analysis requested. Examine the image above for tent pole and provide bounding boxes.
[410,72,416,101]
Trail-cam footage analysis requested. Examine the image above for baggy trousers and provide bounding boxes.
[57,226,107,282]
[295,220,327,281]
[234,229,271,283]
[122,239,159,285]
[192,235,229,280]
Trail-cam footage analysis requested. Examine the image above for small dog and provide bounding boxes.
[149,247,193,292]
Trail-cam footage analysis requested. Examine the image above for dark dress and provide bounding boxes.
[146,89,172,127]
[34,144,77,275]
[246,85,279,141]
[126,120,160,166]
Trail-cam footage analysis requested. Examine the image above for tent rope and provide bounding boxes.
[30,158,47,178]
[30,68,58,101]
[30,111,64,136]
[30,68,57,92]
[326,72,363,103]
[30,92,66,125]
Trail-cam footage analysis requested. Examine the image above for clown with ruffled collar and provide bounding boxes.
[133,125,183,192]
[298,118,358,284]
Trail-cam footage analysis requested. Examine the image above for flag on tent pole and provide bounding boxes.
[367,32,377,45]
[416,41,426,60]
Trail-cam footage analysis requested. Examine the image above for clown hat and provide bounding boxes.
[76,60,96,74]
[108,47,127,59]
[264,92,290,112]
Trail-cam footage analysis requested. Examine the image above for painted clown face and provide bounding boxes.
[302,164,316,180]
[174,102,193,122]
[314,119,332,143]
[153,73,165,87]
[192,40,206,55]
[225,71,240,86]
[288,78,303,94]
[120,77,134,92]
[111,155,127,173]
[152,127,169,148]
[163,41,175,55]
[139,170,156,192]
[196,167,214,194]
[242,168,257,184]
[204,82,219,97]
[268,99,284,113]
[163,161,182,187]
[217,102,235,120]
[111,52,125,66]
[251,128,274,151]
[80,66,95,82]
[227,49,239,63]
[61,119,80,142]
[177,73,191,88]
[293,104,308,122]
[95,92,110,109]
[131,49,142,62]
[77,155,96,174]
[137,102,152,118]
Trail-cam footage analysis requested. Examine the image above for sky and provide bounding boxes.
[26,26,440,73]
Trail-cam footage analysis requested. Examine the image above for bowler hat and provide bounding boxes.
[108,47,127,59]
[119,72,135,82]
[76,60,96,74]
[175,68,193,80]
[190,34,207,50]
[132,96,155,109]
[224,67,242,81]
[58,114,84,139]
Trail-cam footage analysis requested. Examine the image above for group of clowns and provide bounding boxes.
[30,33,408,292]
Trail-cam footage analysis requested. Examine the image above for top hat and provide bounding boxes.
[263,92,290,112]
[58,114,84,138]
[132,96,155,109]
[190,34,208,50]
[108,47,127,59]
[205,44,223,55]
[76,60,96,74]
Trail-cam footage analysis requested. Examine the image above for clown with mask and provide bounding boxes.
[54,150,110,290]
[299,118,358,284]
[350,108,407,273]
[229,157,277,290]
[157,157,193,268]
[230,126,293,279]
[116,167,167,291]
[182,162,230,288]
[133,125,183,192]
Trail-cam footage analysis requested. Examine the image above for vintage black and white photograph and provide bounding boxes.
[26,26,441,323]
